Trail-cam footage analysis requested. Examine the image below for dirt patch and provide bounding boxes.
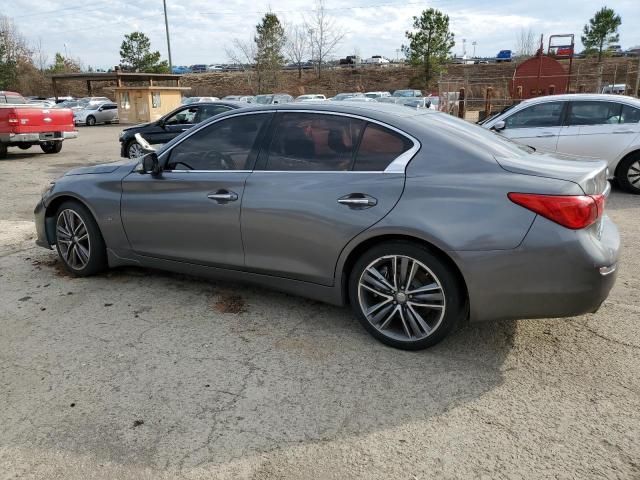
[212,292,246,314]
[31,256,73,278]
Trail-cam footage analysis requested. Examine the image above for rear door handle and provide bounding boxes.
[535,132,556,138]
[613,129,634,134]
[207,190,238,203]
[338,194,377,208]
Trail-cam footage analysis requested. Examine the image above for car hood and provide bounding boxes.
[122,122,152,132]
[65,160,135,176]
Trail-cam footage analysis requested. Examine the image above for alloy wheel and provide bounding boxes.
[128,142,144,158]
[627,160,640,187]
[56,209,91,270]
[357,255,446,342]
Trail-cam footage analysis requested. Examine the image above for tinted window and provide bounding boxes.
[353,124,413,171]
[504,102,564,128]
[621,105,640,124]
[166,114,267,171]
[165,107,198,125]
[568,101,622,125]
[197,105,231,122]
[6,95,26,104]
[101,104,117,110]
[265,113,364,171]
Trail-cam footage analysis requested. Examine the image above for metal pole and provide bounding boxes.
[163,0,173,71]
[635,54,640,97]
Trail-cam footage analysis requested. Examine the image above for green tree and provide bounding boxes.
[402,8,455,88]
[254,13,286,92]
[581,7,621,62]
[47,52,81,74]
[119,32,169,73]
[0,37,17,88]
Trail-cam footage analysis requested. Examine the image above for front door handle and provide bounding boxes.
[338,193,377,208]
[535,132,556,138]
[613,129,634,134]
[207,190,238,203]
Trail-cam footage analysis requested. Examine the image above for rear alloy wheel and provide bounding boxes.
[41,141,63,154]
[55,201,107,276]
[349,242,464,350]
[86,115,96,126]
[127,140,145,158]
[617,153,640,194]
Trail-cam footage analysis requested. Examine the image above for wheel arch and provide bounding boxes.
[339,233,469,309]
[43,194,100,245]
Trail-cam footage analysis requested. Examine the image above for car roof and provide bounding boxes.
[519,93,640,105]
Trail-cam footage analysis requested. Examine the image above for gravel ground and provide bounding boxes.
[0,126,639,480]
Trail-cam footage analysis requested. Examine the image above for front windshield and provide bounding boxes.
[365,93,379,98]
[393,90,416,97]
[255,95,274,104]
[477,103,517,125]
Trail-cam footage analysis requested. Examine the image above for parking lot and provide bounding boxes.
[1,126,639,479]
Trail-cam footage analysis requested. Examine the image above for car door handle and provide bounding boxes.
[613,129,634,134]
[338,194,377,208]
[535,132,556,137]
[207,190,238,202]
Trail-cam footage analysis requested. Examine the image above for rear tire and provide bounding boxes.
[54,201,107,276]
[0,143,7,159]
[348,241,465,350]
[41,141,63,154]
[18,144,31,150]
[617,153,640,194]
[86,115,96,126]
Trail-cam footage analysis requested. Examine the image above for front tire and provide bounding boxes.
[54,201,107,276]
[348,241,465,350]
[86,115,96,126]
[41,141,63,154]
[617,153,640,194]
[126,140,145,158]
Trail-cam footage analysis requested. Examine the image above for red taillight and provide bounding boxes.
[508,193,605,230]
[7,113,18,125]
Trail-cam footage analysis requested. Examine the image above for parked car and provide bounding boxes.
[601,84,628,94]
[73,102,119,126]
[365,91,391,99]
[27,99,56,108]
[207,65,224,72]
[171,66,192,74]
[496,50,513,62]
[295,94,327,102]
[0,91,77,158]
[339,55,360,66]
[330,92,365,101]
[254,93,293,104]
[78,96,112,105]
[222,95,255,103]
[35,103,619,350]
[190,64,208,73]
[54,100,85,110]
[119,101,247,158]
[392,89,423,98]
[363,55,390,65]
[480,93,640,194]
[182,96,220,104]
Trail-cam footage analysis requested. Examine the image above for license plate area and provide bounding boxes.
[39,132,62,140]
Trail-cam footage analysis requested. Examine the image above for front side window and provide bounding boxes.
[166,114,268,171]
[353,124,413,171]
[197,105,231,122]
[165,107,198,125]
[621,105,640,124]
[568,101,622,126]
[504,102,564,128]
[264,113,364,171]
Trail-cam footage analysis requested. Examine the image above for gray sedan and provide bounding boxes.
[34,103,619,349]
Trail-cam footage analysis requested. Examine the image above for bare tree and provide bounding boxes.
[304,0,345,78]
[286,24,309,79]
[226,37,257,91]
[515,27,536,57]
[33,38,48,72]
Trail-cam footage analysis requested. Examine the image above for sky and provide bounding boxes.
[4,0,640,69]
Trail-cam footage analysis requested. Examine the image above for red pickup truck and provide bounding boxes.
[0,91,77,159]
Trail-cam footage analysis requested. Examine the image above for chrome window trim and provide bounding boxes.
[159,108,421,174]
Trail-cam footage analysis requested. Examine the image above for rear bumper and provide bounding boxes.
[458,215,620,323]
[0,131,77,143]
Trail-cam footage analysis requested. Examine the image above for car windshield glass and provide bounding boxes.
[364,93,378,98]
[393,91,415,97]
[255,95,273,104]
[477,103,518,125]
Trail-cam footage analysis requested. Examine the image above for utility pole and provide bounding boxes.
[472,41,477,58]
[635,53,640,98]
[163,0,173,72]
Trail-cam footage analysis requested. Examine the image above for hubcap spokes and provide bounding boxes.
[358,255,446,341]
[129,143,144,158]
[628,161,640,186]
[56,209,91,270]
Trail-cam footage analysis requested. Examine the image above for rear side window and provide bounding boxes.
[621,105,640,124]
[568,101,622,125]
[504,102,564,128]
[353,123,413,171]
[198,105,231,122]
[6,95,26,104]
[265,113,364,171]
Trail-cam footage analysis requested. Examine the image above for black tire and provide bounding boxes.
[616,152,640,194]
[41,141,63,154]
[348,241,465,350]
[0,143,7,159]
[86,115,96,126]
[54,201,108,277]
[126,140,144,159]
[18,144,31,150]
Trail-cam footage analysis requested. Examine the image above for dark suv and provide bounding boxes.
[119,101,247,158]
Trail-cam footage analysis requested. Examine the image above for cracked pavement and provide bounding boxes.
[0,126,639,479]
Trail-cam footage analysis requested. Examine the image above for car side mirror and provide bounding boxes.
[140,152,161,175]
[493,120,506,131]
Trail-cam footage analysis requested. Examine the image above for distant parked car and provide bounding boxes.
[207,65,224,72]
[295,94,327,102]
[190,64,208,73]
[254,93,294,105]
[119,101,247,158]
[73,102,119,126]
[222,95,255,103]
[480,93,640,194]
[363,55,390,65]
[172,65,191,74]
[27,99,56,108]
[601,84,628,94]
[330,92,365,101]
[496,50,513,62]
[54,100,84,110]
[365,91,391,99]
[392,89,423,98]
[182,96,220,104]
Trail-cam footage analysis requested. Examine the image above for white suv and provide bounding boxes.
[481,94,640,194]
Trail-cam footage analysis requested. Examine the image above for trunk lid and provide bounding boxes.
[495,152,609,195]
[3,105,75,134]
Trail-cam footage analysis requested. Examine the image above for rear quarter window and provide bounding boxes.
[353,124,413,171]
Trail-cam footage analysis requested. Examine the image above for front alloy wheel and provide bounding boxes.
[127,140,145,158]
[349,242,465,349]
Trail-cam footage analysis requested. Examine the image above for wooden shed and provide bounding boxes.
[51,72,191,124]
